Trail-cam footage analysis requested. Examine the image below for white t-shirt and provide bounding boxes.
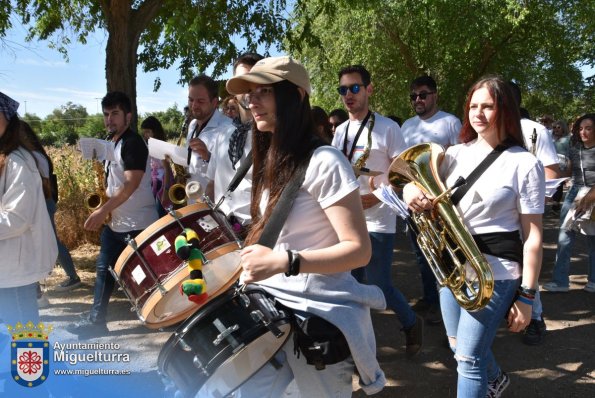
[402,110,462,148]
[521,118,558,167]
[440,141,545,280]
[107,131,158,232]
[186,110,232,195]
[332,112,407,233]
[206,124,252,224]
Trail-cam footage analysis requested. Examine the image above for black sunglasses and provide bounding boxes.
[409,91,436,101]
[338,84,365,96]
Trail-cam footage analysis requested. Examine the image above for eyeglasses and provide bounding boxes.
[337,84,365,96]
[241,86,274,107]
[409,91,436,101]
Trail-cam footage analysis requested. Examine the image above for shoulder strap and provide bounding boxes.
[450,144,507,206]
[258,141,325,249]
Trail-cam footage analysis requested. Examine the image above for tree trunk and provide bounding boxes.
[102,0,163,130]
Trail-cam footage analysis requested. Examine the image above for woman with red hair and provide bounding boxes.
[404,76,544,397]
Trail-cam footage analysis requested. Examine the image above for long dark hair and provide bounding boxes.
[140,116,167,141]
[459,76,524,148]
[245,80,320,245]
[0,115,26,176]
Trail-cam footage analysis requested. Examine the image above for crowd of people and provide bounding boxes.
[1,53,593,398]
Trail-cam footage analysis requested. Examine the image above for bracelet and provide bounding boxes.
[284,250,301,277]
[519,285,537,296]
[516,295,534,306]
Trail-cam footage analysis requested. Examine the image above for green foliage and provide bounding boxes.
[288,0,593,123]
[141,104,184,140]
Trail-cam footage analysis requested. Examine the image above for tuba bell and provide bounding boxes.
[389,143,494,311]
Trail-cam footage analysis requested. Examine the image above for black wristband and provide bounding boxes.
[284,250,301,277]
[519,285,537,297]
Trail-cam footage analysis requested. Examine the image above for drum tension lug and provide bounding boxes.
[239,293,250,307]
[193,355,209,376]
[213,319,241,348]
[252,310,284,338]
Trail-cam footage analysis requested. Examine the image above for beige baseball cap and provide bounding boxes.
[226,56,311,95]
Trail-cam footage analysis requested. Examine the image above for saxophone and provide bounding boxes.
[389,143,494,311]
[167,115,192,206]
[85,149,109,213]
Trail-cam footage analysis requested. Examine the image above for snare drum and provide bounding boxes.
[158,288,292,398]
[113,202,241,329]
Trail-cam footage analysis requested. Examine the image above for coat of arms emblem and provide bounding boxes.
[7,321,53,388]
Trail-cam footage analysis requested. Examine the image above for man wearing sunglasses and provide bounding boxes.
[400,75,462,326]
[331,64,424,358]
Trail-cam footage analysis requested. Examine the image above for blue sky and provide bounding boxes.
[0,24,243,118]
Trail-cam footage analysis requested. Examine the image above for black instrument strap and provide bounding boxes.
[226,149,253,194]
[342,111,371,162]
[451,144,507,206]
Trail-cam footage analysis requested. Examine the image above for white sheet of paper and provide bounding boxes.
[148,137,187,166]
[545,177,570,198]
[78,138,115,161]
[372,184,410,219]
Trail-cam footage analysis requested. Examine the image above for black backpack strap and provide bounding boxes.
[451,145,507,206]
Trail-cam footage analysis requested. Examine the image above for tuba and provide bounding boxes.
[389,143,494,311]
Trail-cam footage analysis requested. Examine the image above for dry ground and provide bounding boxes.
[40,204,594,397]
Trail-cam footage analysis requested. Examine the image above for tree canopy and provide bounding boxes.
[287,0,594,122]
[11,0,289,126]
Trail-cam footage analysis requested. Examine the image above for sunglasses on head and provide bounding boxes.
[409,91,435,101]
[338,84,365,96]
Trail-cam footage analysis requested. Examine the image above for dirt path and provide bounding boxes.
[39,206,594,397]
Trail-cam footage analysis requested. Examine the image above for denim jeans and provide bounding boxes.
[352,232,416,329]
[552,185,595,287]
[46,199,78,280]
[232,340,354,398]
[90,226,141,323]
[407,225,439,305]
[0,283,39,327]
[440,279,519,397]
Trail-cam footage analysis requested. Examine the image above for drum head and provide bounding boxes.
[113,203,242,329]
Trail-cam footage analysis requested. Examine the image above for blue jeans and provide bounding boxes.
[407,225,439,305]
[233,340,354,398]
[90,226,141,323]
[0,283,39,327]
[46,199,78,280]
[552,185,595,287]
[352,232,416,329]
[440,279,519,397]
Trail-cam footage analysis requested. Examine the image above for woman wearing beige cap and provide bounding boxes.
[224,56,386,397]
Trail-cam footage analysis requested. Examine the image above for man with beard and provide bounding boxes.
[186,74,233,201]
[332,65,423,358]
[400,75,462,325]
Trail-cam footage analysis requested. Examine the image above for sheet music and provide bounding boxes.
[372,184,410,219]
[545,177,570,198]
[148,137,188,166]
[78,138,115,161]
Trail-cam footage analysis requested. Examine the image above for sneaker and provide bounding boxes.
[55,277,82,292]
[542,282,569,292]
[66,317,109,337]
[487,371,510,398]
[37,295,50,309]
[425,304,443,325]
[411,298,431,313]
[522,317,546,345]
[403,314,424,358]
[584,282,595,293]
